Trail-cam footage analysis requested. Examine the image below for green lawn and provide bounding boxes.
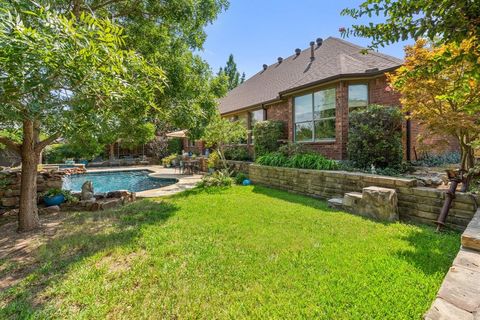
[1,186,460,319]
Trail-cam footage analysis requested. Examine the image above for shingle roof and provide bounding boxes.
[218,37,403,115]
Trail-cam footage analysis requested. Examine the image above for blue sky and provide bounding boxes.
[198,0,412,78]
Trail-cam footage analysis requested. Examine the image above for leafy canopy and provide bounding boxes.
[202,116,247,168]
[341,0,479,47]
[341,0,480,79]
[25,0,231,140]
[0,6,165,151]
[387,39,480,170]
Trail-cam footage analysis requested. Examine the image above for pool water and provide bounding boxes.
[62,170,177,193]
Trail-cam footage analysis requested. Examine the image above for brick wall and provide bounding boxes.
[222,75,460,161]
[265,100,292,140]
[0,170,65,208]
[183,139,205,155]
[248,164,478,230]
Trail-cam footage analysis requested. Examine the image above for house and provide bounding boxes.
[217,37,407,160]
[184,37,457,160]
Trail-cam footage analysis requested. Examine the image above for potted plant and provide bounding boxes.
[42,188,74,206]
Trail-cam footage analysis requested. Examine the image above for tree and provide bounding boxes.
[0,7,165,231]
[341,0,480,78]
[240,72,246,84]
[219,54,243,90]
[341,0,479,48]
[387,39,480,172]
[202,116,247,169]
[29,0,231,140]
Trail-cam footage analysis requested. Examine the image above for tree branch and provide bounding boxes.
[0,136,21,154]
[91,0,124,11]
[35,133,61,153]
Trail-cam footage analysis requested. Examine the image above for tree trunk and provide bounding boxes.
[459,140,475,171]
[18,120,41,232]
[109,144,115,160]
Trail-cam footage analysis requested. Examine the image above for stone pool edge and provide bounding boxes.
[85,166,202,198]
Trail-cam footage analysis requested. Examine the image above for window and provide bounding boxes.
[249,109,264,144]
[294,88,336,142]
[348,84,368,109]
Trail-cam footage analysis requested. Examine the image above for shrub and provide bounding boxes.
[278,142,308,157]
[412,151,461,167]
[287,153,339,170]
[207,151,220,169]
[253,121,285,157]
[256,152,339,170]
[256,152,289,167]
[348,105,403,169]
[234,172,248,185]
[161,154,177,167]
[167,138,183,155]
[197,170,233,188]
[224,145,251,161]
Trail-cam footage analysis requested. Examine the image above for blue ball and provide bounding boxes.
[242,179,251,186]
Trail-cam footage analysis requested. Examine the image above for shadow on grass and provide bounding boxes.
[252,184,460,275]
[0,199,178,318]
[251,185,335,211]
[393,227,460,275]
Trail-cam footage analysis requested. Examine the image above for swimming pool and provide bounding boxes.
[62,170,177,193]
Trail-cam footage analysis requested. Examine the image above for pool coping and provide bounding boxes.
[76,166,203,198]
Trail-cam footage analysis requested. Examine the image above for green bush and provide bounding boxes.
[412,151,461,167]
[44,143,102,163]
[207,151,220,169]
[256,152,289,167]
[167,138,183,155]
[253,121,285,157]
[197,170,233,188]
[234,172,248,185]
[256,152,339,170]
[278,143,308,157]
[224,145,251,161]
[348,105,403,169]
[161,154,177,167]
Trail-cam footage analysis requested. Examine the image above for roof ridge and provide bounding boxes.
[326,36,403,64]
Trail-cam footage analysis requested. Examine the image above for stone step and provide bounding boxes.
[327,198,344,209]
[461,209,480,252]
[343,192,363,207]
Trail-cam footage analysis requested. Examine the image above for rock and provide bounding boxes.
[40,205,60,215]
[94,192,106,200]
[359,186,399,221]
[1,197,19,207]
[87,201,101,211]
[81,181,94,201]
[106,190,130,198]
[100,199,122,210]
[416,179,426,187]
[2,209,18,217]
[430,177,444,187]
[79,199,96,207]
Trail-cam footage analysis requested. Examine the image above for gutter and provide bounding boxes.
[219,66,400,116]
[278,66,400,97]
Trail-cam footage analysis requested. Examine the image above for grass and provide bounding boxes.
[0,186,460,319]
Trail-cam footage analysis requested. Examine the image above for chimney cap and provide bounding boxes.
[316,38,323,47]
[277,57,283,63]
[295,48,301,56]
[262,64,268,71]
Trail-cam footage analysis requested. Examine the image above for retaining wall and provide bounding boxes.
[0,168,84,209]
[249,164,478,230]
